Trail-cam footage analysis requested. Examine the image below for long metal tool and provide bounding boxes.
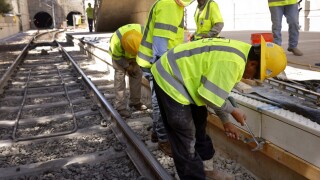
[227,96,265,151]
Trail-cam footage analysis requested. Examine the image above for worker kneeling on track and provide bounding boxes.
[109,24,147,118]
[150,37,287,179]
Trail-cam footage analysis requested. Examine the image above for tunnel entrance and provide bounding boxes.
[66,11,82,26]
[34,12,53,28]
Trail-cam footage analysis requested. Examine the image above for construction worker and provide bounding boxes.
[268,0,303,56]
[109,24,147,118]
[151,37,287,179]
[190,0,224,41]
[136,0,195,156]
[86,3,94,32]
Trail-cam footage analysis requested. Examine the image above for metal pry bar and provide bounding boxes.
[227,96,266,151]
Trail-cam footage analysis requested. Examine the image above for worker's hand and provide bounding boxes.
[188,33,195,41]
[201,34,209,39]
[231,108,246,126]
[126,62,140,78]
[223,122,241,140]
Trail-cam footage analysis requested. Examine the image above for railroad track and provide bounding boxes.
[0,30,173,179]
[3,30,318,180]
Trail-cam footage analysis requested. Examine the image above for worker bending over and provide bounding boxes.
[137,0,195,156]
[109,24,147,118]
[151,37,287,179]
[190,0,224,41]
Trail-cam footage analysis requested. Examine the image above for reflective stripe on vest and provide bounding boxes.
[137,0,184,69]
[195,0,211,22]
[194,0,223,40]
[154,42,247,105]
[201,76,228,101]
[155,56,195,104]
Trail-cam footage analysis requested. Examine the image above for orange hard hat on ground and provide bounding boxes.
[121,30,142,56]
[260,36,287,81]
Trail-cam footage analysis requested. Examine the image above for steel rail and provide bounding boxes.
[265,78,320,105]
[57,41,172,180]
[0,37,34,94]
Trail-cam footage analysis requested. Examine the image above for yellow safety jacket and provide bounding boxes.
[86,7,94,19]
[194,0,223,40]
[137,0,185,69]
[109,24,144,60]
[268,0,297,7]
[151,38,251,107]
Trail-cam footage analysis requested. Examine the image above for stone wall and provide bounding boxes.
[0,0,30,40]
[28,0,85,29]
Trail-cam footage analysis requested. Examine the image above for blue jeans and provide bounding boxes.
[144,72,167,142]
[269,4,300,48]
[154,81,214,180]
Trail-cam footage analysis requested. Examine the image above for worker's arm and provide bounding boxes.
[203,98,245,140]
[207,100,234,124]
[206,1,224,38]
[151,36,168,64]
[206,97,246,125]
[207,22,224,38]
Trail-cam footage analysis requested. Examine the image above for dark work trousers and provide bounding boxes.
[154,81,215,180]
[88,18,93,32]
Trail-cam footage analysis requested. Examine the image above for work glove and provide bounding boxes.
[126,62,140,78]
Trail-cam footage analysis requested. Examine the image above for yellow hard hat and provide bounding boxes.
[260,36,287,81]
[121,30,142,56]
[175,0,195,7]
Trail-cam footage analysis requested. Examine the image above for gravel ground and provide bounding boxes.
[0,30,258,180]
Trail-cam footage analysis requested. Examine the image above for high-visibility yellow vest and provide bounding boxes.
[268,0,297,7]
[137,0,185,69]
[86,7,94,19]
[194,0,223,40]
[109,24,144,60]
[151,38,251,107]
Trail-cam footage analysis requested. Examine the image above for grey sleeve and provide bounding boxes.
[204,98,235,124]
[207,22,224,38]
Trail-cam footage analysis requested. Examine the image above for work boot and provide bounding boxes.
[287,47,303,56]
[204,169,235,180]
[129,103,148,111]
[158,141,173,157]
[151,131,158,143]
[118,109,130,118]
[204,158,234,180]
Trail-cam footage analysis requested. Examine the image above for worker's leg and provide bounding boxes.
[128,65,142,106]
[192,105,214,160]
[112,59,127,111]
[127,65,147,110]
[145,72,167,141]
[284,4,300,49]
[88,18,93,32]
[154,81,205,179]
[269,6,284,46]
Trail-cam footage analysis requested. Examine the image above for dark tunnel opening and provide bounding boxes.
[33,11,53,28]
[66,11,82,26]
